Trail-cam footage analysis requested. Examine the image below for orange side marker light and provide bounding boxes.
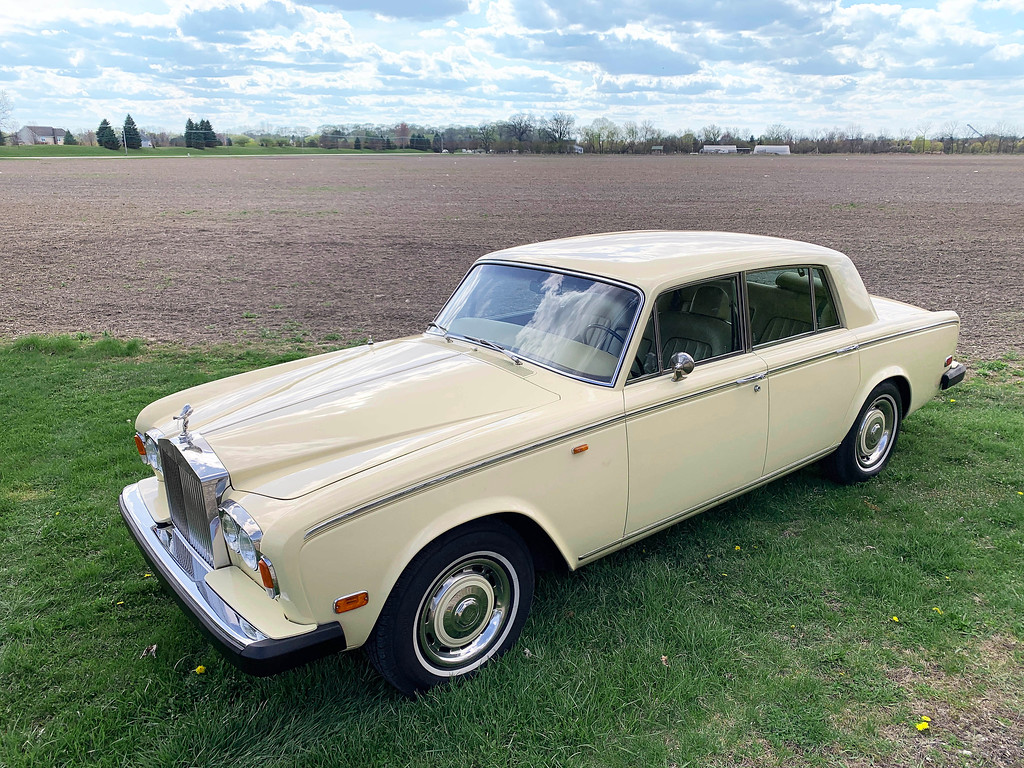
[334,591,369,614]
[134,433,147,456]
[258,559,276,590]
[572,444,589,455]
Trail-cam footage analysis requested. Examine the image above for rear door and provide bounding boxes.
[746,267,861,474]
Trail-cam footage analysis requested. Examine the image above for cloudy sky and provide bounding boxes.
[1,0,1022,136]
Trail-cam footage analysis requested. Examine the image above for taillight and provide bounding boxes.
[944,355,953,368]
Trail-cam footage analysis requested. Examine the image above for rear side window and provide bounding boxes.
[746,267,840,347]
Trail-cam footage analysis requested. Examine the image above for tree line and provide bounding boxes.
[0,90,1020,156]
[236,115,1024,155]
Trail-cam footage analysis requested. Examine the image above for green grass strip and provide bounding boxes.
[0,339,1021,767]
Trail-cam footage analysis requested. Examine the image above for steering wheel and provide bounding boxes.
[582,323,626,349]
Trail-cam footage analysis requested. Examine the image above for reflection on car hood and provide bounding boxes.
[145,339,560,500]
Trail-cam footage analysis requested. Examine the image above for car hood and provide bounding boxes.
[142,339,560,500]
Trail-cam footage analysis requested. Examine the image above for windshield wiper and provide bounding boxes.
[458,334,523,366]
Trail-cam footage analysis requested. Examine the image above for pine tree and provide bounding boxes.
[123,114,142,150]
[63,130,78,146]
[185,118,198,149]
[354,137,362,150]
[197,119,219,147]
[97,119,121,150]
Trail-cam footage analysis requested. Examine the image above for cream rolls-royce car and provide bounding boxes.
[119,231,966,694]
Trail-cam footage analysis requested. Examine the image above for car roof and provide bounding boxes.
[481,231,851,293]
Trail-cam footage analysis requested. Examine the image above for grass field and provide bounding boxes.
[0,336,1022,767]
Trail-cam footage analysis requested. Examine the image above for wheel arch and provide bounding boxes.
[844,367,911,431]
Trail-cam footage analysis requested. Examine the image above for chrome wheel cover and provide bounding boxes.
[856,394,898,470]
[415,552,516,674]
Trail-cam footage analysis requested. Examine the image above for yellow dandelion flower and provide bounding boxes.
[892,616,900,622]
[144,573,152,578]
[194,665,206,674]
[921,716,931,722]
[1018,491,1023,496]
[721,573,728,576]
[932,607,943,614]
[916,721,930,731]
[116,601,124,606]
[791,625,796,629]
[734,546,741,551]
[949,399,956,403]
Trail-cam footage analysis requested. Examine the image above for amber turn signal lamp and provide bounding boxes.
[134,434,147,456]
[572,444,589,455]
[258,559,276,590]
[334,592,369,614]
[944,355,953,367]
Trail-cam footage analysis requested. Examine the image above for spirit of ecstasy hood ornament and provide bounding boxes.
[173,404,194,445]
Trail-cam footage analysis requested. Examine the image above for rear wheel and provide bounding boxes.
[366,520,534,696]
[827,382,903,484]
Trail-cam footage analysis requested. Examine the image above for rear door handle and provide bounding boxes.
[835,344,860,355]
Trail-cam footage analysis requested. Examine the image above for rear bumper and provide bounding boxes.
[941,362,966,390]
[119,482,346,675]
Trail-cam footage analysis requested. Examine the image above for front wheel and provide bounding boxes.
[366,520,534,696]
[826,382,903,484]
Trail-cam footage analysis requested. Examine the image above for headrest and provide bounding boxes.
[689,285,730,320]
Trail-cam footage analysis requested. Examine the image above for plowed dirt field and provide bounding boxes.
[1,153,1021,359]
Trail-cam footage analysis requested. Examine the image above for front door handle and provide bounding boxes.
[735,372,767,385]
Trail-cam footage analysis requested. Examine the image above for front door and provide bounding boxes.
[622,275,769,536]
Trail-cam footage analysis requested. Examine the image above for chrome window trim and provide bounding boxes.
[578,445,838,561]
[427,259,646,389]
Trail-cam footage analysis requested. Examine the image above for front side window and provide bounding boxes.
[628,276,742,380]
[433,263,642,384]
[746,267,840,347]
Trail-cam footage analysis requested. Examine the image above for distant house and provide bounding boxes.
[700,144,737,154]
[651,145,664,154]
[16,126,67,145]
[572,144,584,154]
[754,145,791,155]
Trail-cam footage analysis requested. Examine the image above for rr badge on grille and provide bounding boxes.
[173,404,195,445]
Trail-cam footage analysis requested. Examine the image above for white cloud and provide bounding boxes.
[0,0,1022,134]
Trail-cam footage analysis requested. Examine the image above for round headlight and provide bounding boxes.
[144,434,162,472]
[238,529,258,570]
[222,513,240,550]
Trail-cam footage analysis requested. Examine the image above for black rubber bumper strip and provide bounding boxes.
[941,363,966,390]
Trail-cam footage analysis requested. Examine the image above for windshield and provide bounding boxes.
[433,263,642,384]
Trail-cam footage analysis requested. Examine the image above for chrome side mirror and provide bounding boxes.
[670,352,695,381]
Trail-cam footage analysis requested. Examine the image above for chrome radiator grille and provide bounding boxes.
[160,438,226,569]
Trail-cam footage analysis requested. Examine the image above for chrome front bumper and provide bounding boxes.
[119,482,346,675]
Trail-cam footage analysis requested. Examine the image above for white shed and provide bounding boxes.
[700,145,737,154]
[754,145,791,155]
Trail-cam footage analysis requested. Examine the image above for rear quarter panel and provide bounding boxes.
[849,297,960,423]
